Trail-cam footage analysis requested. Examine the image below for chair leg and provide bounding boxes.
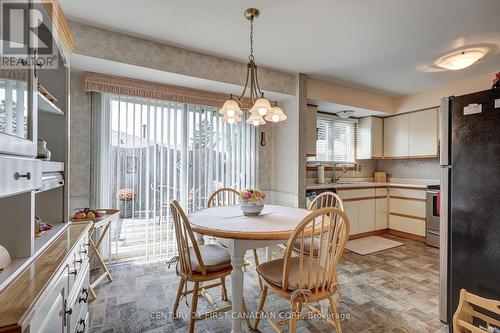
[289,301,298,333]
[242,298,251,328]
[253,249,260,267]
[253,250,263,290]
[254,285,268,329]
[220,277,228,301]
[173,277,185,317]
[189,282,200,333]
[328,297,342,333]
[333,271,343,303]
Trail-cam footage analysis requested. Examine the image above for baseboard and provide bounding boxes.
[348,228,427,243]
[387,229,426,243]
[348,229,387,240]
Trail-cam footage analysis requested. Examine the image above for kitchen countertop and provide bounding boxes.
[0,222,91,330]
[306,178,439,190]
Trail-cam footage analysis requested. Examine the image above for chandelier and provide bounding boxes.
[219,8,287,126]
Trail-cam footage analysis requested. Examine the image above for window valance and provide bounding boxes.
[84,71,233,108]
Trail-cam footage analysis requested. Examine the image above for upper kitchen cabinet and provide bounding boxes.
[305,104,317,156]
[384,113,409,158]
[357,116,383,159]
[383,108,438,158]
[408,108,438,157]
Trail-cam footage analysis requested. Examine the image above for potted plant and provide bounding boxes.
[239,189,266,216]
[117,188,136,218]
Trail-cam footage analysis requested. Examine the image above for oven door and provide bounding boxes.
[426,190,440,230]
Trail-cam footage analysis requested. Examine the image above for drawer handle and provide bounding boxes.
[81,249,88,255]
[77,318,86,333]
[65,307,72,315]
[75,259,83,264]
[79,288,89,303]
[69,269,78,276]
[14,172,31,180]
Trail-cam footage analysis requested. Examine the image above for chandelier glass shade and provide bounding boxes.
[220,8,286,126]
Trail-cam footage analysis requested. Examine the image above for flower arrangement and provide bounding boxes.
[117,188,136,201]
[240,189,266,216]
[240,189,266,202]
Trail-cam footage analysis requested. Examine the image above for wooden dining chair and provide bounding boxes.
[254,207,350,333]
[453,289,500,333]
[170,200,250,333]
[292,191,346,301]
[207,188,261,275]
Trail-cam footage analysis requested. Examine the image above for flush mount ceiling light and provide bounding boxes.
[219,8,286,126]
[336,110,355,118]
[436,48,488,70]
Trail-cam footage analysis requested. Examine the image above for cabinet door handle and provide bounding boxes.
[77,318,86,333]
[79,288,89,303]
[14,172,31,180]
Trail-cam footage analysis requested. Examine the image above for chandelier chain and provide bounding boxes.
[249,18,254,61]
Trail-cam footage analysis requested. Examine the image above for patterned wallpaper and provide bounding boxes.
[69,71,92,203]
[69,21,296,96]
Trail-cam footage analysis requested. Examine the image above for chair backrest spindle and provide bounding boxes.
[207,188,240,208]
[282,207,349,292]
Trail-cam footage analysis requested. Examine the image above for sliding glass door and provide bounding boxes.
[97,94,258,263]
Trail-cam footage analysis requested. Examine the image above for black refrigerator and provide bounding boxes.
[439,88,500,325]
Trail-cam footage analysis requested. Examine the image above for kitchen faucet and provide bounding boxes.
[332,162,347,183]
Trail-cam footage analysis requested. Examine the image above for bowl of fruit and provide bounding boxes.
[73,208,102,220]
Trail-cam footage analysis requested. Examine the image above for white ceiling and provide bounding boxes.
[61,0,500,96]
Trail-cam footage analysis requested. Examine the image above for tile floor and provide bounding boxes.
[88,235,448,333]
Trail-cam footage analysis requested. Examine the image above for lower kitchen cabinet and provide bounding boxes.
[388,186,427,237]
[343,200,359,235]
[375,197,388,230]
[338,188,376,236]
[358,199,376,233]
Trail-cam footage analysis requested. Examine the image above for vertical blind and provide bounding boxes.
[313,114,356,163]
[0,78,28,138]
[98,93,258,263]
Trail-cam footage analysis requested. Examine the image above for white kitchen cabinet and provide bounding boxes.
[357,116,383,159]
[305,105,317,156]
[388,186,427,237]
[337,188,377,235]
[375,198,388,230]
[342,200,359,235]
[408,108,438,157]
[375,187,388,230]
[383,114,409,158]
[358,199,376,233]
[383,109,438,158]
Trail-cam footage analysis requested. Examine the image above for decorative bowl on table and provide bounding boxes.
[240,189,266,216]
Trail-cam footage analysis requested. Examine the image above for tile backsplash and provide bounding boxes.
[378,158,440,179]
[307,158,439,181]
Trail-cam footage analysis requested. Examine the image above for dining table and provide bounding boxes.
[188,204,311,333]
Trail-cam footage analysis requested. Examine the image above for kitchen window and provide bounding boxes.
[311,114,356,163]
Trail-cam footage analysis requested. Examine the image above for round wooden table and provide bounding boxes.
[189,204,311,333]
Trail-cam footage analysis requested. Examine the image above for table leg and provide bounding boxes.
[230,241,246,333]
[266,246,272,261]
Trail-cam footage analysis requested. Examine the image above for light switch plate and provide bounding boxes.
[464,103,482,115]
[495,98,500,109]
